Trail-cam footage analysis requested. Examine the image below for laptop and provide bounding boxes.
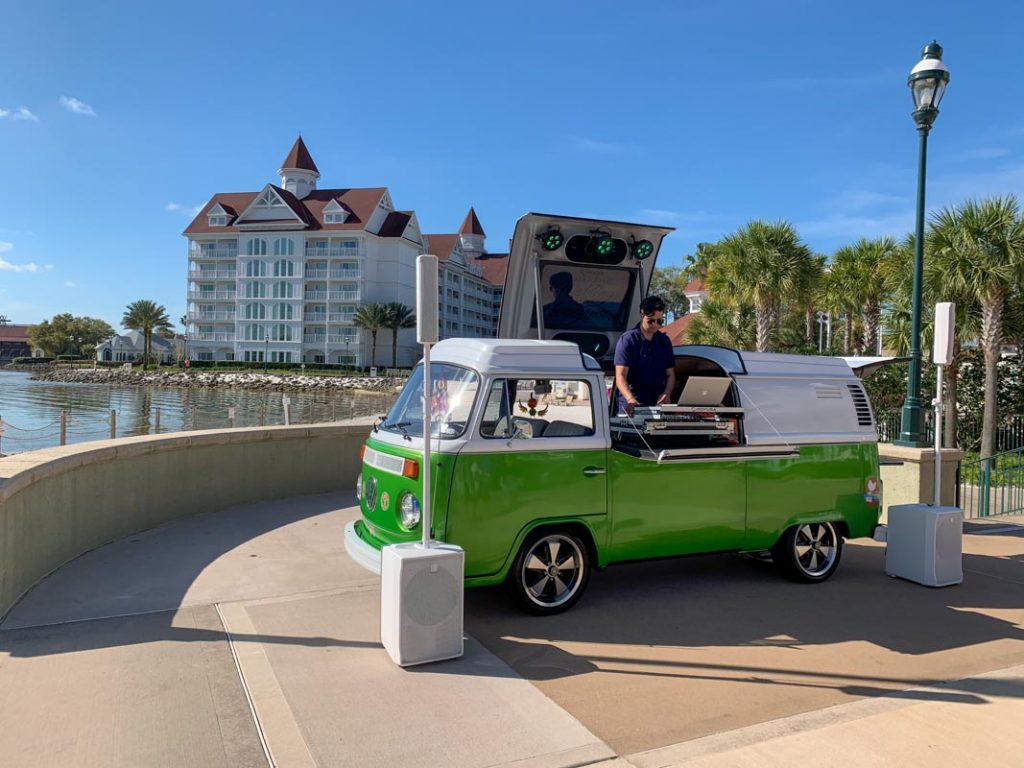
[676,376,732,407]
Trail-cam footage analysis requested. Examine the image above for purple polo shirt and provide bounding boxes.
[614,324,675,411]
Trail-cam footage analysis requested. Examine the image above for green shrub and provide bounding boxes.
[12,356,53,364]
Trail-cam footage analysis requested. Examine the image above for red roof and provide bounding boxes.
[662,314,694,345]
[0,324,30,342]
[424,234,459,262]
[379,211,413,238]
[459,207,486,236]
[280,136,319,174]
[473,253,508,287]
[184,187,388,235]
[684,277,704,293]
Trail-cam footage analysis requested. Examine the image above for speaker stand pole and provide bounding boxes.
[421,340,432,548]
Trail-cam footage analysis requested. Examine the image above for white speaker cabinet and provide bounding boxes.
[381,543,464,666]
[885,503,963,587]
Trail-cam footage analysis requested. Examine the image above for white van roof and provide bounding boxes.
[430,337,597,374]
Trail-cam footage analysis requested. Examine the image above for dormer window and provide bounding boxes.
[323,199,348,225]
[256,189,286,208]
[209,215,227,227]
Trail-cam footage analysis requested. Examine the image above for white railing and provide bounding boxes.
[194,333,235,342]
[329,335,359,344]
[304,269,328,279]
[304,246,364,259]
[303,313,327,322]
[190,312,236,321]
[329,290,359,301]
[191,270,237,280]
[188,290,236,300]
[330,313,355,323]
[329,268,360,279]
[189,246,238,259]
[304,291,328,300]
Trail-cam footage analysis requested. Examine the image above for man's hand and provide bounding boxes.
[625,400,637,417]
[656,392,670,406]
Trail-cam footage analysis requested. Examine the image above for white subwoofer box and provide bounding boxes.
[885,504,963,587]
[380,543,465,666]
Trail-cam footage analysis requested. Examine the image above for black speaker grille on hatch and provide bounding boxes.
[847,384,874,426]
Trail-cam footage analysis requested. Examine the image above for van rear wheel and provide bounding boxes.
[772,521,843,583]
[509,529,590,614]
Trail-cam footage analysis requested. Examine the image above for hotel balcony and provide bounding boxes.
[188,246,238,260]
[303,335,360,345]
[188,290,237,300]
[304,246,364,259]
[190,270,238,280]
[303,267,361,280]
[328,290,359,301]
[329,313,355,323]
[304,291,327,301]
[190,311,236,321]
[194,333,235,342]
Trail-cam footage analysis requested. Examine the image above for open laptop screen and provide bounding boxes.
[677,376,732,406]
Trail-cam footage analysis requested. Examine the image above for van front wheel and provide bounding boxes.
[509,529,590,614]
[772,522,843,583]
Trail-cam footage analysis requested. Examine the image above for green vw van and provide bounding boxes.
[344,214,882,613]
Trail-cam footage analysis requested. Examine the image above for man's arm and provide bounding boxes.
[656,367,676,405]
[614,364,637,416]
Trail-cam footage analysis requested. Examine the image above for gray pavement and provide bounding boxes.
[1,494,1023,767]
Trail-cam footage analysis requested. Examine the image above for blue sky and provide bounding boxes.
[1,0,1022,327]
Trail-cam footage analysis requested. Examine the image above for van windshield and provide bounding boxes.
[381,363,479,439]
[530,263,636,331]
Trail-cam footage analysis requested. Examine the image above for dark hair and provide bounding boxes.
[640,295,666,315]
[549,271,573,293]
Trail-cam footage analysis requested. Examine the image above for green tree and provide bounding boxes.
[830,237,900,355]
[354,303,389,367]
[383,302,417,368]
[28,313,114,358]
[928,196,1024,458]
[122,300,172,369]
[687,298,755,349]
[708,220,812,352]
[648,265,689,320]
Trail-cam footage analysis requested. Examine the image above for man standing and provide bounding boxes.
[614,296,676,416]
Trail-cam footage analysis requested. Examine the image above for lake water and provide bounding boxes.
[0,370,397,455]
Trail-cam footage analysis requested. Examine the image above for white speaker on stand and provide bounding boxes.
[380,255,465,666]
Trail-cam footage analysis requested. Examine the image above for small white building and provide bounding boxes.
[96,331,175,363]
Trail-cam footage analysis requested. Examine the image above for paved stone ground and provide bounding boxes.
[1,497,1022,767]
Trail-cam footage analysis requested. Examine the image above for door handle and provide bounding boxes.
[583,467,607,476]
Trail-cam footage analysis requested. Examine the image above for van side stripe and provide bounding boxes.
[363,446,406,477]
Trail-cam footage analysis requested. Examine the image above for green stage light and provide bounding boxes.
[592,233,614,257]
[538,228,563,251]
[631,239,654,260]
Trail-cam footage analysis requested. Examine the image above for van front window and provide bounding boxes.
[382,363,479,439]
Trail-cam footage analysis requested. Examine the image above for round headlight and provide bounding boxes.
[364,476,378,511]
[355,473,363,500]
[399,492,421,530]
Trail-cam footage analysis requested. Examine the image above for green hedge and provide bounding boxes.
[11,357,53,364]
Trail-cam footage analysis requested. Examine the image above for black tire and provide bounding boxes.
[771,521,843,583]
[508,528,591,614]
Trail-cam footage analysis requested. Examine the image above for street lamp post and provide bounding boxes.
[264,334,269,374]
[896,41,950,447]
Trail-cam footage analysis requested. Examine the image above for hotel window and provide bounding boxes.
[272,281,293,298]
[245,303,266,320]
[244,325,265,341]
[208,215,227,227]
[325,212,343,224]
[271,351,292,363]
[273,259,295,277]
[273,238,295,257]
[247,238,268,256]
[272,324,291,342]
[245,282,267,298]
[273,303,294,320]
[245,260,267,277]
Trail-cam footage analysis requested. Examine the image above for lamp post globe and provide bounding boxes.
[897,41,949,447]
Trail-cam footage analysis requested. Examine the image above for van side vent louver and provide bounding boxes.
[847,384,874,426]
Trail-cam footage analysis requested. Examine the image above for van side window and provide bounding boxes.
[480,379,595,439]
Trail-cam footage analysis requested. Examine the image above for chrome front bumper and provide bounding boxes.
[344,521,382,575]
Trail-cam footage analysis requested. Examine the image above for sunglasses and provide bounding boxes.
[644,315,665,325]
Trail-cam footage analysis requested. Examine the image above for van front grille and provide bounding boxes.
[847,384,874,426]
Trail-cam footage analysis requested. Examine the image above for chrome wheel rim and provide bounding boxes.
[793,522,838,577]
[521,535,584,608]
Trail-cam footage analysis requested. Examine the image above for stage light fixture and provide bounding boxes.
[592,231,614,257]
[631,238,654,260]
[538,228,563,251]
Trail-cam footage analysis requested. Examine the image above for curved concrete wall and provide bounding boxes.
[0,419,374,620]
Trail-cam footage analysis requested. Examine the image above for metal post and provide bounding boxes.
[934,364,943,505]
[897,126,931,446]
[110,410,116,439]
[60,410,67,446]
[422,341,432,547]
[155,407,161,434]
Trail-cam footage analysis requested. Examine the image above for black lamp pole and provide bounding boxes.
[264,334,269,374]
[897,41,950,447]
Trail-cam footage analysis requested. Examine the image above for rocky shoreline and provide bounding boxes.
[27,367,406,393]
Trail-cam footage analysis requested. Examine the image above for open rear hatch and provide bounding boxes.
[497,213,674,370]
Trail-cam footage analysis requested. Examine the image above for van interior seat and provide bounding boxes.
[493,415,548,438]
[544,420,593,437]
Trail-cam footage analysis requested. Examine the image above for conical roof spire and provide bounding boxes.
[280,136,319,175]
[459,207,485,236]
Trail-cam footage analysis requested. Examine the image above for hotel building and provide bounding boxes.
[183,138,507,367]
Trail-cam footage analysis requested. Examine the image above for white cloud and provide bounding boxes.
[64,280,77,288]
[166,202,203,217]
[12,107,38,121]
[0,241,12,252]
[0,257,41,273]
[0,108,8,118]
[59,96,97,117]
[571,136,625,154]
[954,147,1011,162]
[45,264,54,271]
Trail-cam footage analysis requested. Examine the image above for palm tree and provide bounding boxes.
[823,254,862,355]
[383,302,416,368]
[928,196,1024,458]
[353,303,389,368]
[122,300,172,369]
[830,237,899,355]
[707,220,812,352]
[687,298,755,349]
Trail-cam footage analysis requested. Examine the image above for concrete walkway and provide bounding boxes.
[1,495,1022,767]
